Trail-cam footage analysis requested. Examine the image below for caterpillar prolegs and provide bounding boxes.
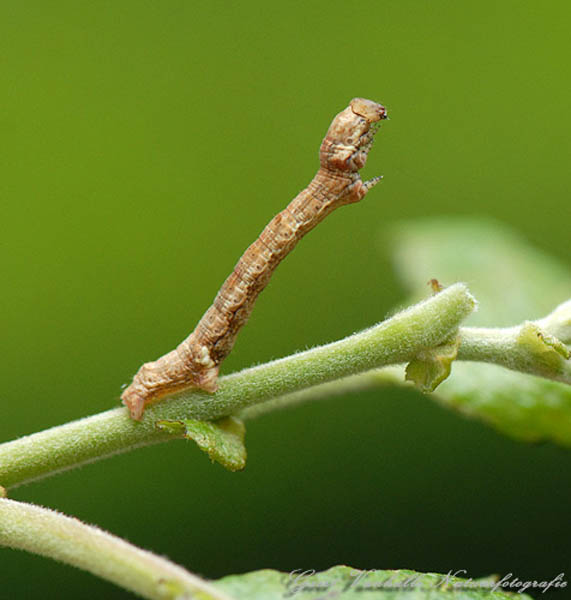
[122,98,388,419]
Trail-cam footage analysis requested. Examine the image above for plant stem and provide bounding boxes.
[458,326,571,384]
[457,298,570,383]
[0,284,475,490]
[536,299,571,344]
[240,300,571,419]
[0,498,234,600]
[239,368,404,420]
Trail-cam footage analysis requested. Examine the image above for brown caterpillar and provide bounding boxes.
[122,98,388,419]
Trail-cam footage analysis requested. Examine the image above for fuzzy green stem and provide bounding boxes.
[457,326,571,384]
[0,284,475,490]
[240,300,571,419]
[458,298,571,383]
[0,498,233,600]
[536,299,571,344]
[239,368,404,420]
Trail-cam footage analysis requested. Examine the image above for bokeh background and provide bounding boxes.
[2,1,570,598]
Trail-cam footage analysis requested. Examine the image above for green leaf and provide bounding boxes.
[405,335,461,392]
[213,566,539,599]
[389,217,571,445]
[156,416,247,471]
[388,217,571,326]
[517,322,570,367]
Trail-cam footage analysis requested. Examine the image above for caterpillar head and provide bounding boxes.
[320,98,387,173]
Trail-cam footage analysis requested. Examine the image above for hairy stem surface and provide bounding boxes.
[240,300,571,419]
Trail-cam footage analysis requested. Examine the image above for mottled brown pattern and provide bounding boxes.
[122,98,388,419]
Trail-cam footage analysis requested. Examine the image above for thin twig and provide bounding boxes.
[240,299,571,419]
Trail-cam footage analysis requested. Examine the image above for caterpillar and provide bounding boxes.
[122,97,388,419]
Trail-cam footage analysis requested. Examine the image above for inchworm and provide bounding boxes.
[122,98,388,419]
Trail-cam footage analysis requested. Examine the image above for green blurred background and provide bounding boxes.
[2,1,570,597]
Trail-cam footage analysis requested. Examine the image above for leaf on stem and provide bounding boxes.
[518,322,570,368]
[405,335,461,392]
[156,416,247,471]
[388,217,571,446]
